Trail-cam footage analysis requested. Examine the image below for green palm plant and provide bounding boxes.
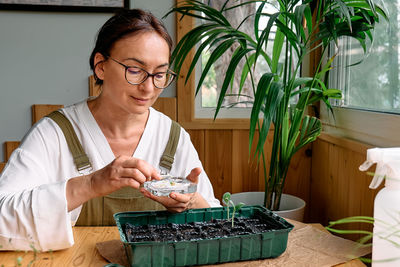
[166,0,387,210]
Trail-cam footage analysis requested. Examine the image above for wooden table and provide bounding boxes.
[0,226,366,267]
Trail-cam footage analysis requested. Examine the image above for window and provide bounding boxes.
[195,0,288,119]
[322,1,400,146]
[175,0,298,128]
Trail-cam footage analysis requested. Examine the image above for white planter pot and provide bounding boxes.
[230,191,306,222]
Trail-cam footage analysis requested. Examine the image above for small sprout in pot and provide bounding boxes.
[222,192,245,228]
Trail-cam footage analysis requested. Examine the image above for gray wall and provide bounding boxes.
[0,0,176,162]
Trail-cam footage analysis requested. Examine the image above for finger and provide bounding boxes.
[140,188,165,202]
[120,168,147,184]
[169,192,191,203]
[120,178,141,189]
[186,167,201,184]
[141,188,187,209]
[140,187,153,198]
[122,158,161,181]
[167,207,187,213]
[150,168,162,180]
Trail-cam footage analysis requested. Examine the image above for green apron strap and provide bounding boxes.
[159,121,181,172]
[46,111,92,173]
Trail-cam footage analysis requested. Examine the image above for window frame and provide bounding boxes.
[320,105,400,147]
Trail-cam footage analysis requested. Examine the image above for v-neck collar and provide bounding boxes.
[133,108,156,159]
[76,100,157,165]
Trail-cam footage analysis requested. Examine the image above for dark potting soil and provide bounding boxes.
[124,215,284,243]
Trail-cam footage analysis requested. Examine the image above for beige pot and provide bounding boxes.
[230,191,306,222]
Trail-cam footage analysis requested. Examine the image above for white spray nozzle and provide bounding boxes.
[368,164,389,189]
[359,148,383,171]
[360,148,400,189]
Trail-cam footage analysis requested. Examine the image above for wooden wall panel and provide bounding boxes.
[283,145,312,213]
[231,130,260,193]
[309,134,380,240]
[32,104,64,125]
[89,75,101,97]
[187,130,205,165]
[258,133,274,193]
[309,138,329,221]
[204,130,233,201]
[152,98,177,121]
[4,141,20,161]
[0,162,5,173]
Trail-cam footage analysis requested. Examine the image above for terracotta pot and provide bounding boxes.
[230,192,306,222]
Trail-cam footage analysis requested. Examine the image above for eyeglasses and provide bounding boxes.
[107,56,176,89]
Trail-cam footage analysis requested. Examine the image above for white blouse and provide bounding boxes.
[0,99,220,251]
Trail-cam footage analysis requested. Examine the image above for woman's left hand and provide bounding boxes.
[140,167,210,213]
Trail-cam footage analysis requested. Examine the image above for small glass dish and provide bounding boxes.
[144,175,197,196]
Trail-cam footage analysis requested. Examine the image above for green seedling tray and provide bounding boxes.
[114,205,293,267]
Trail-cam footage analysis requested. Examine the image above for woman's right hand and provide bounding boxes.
[66,155,160,211]
[89,155,161,197]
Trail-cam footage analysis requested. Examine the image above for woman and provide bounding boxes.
[0,9,220,251]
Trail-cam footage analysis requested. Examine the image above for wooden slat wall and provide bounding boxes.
[89,75,101,97]
[0,162,5,173]
[309,133,378,240]
[232,130,260,193]
[186,128,312,214]
[204,130,233,200]
[4,141,20,161]
[152,98,177,121]
[32,104,64,125]
[187,130,205,164]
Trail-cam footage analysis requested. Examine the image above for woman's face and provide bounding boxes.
[98,31,170,116]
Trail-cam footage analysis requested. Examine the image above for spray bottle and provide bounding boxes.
[359,147,400,266]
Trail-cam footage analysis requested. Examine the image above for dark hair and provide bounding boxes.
[90,9,173,85]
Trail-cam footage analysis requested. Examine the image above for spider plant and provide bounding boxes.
[166,0,387,210]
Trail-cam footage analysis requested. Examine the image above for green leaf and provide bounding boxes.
[292,77,313,89]
[249,73,274,149]
[271,29,285,74]
[303,4,312,34]
[323,88,342,98]
[294,4,310,41]
[256,12,281,71]
[185,29,248,85]
[255,82,284,157]
[173,0,231,26]
[281,111,289,158]
[215,47,253,119]
[294,116,322,154]
[275,20,301,57]
[316,55,336,80]
[336,0,355,31]
[328,216,375,226]
[184,29,225,84]
[222,192,231,206]
[235,202,245,210]
[196,39,237,96]
[239,53,257,94]
[254,1,266,40]
[172,23,220,75]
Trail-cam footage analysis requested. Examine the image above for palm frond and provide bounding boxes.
[215,47,253,119]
